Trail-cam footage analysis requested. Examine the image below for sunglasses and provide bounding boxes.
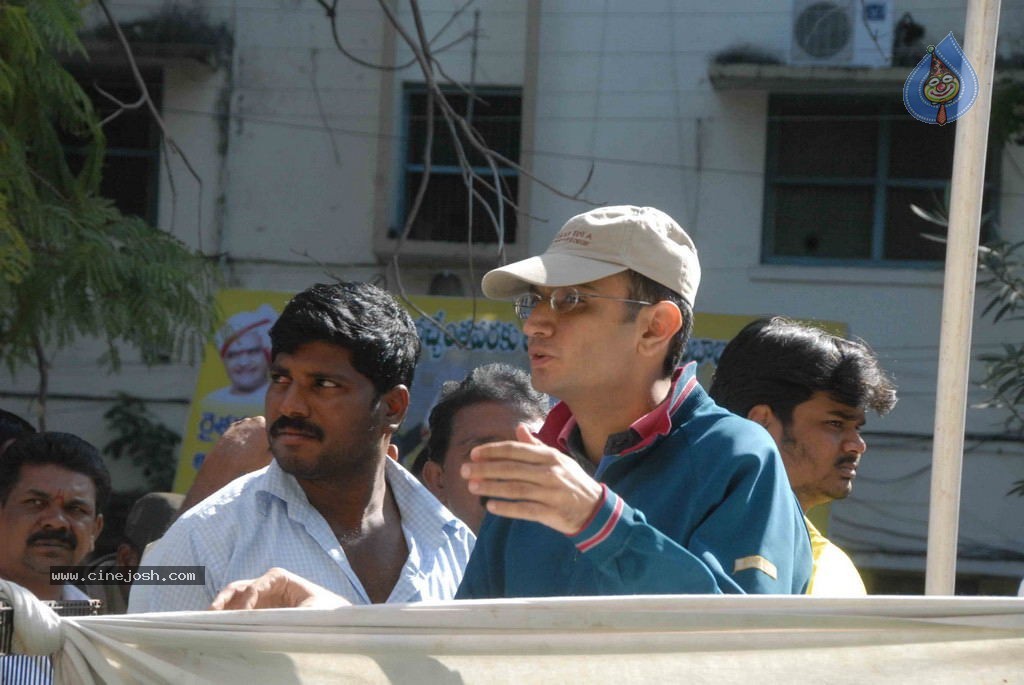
[514,287,652,320]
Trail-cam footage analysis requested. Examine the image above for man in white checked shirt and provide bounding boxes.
[128,282,474,612]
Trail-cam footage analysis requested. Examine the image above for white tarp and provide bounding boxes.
[6,587,1021,684]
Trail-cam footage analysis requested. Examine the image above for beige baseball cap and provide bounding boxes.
[482,205,700,306]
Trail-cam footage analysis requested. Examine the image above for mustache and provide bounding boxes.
[27,528,77,548]
[836,455,859,467]
[269,415,324,441]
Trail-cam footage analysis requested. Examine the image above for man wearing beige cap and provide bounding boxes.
[456,205,811,597]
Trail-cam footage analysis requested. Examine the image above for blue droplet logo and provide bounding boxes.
[903,32,978,125]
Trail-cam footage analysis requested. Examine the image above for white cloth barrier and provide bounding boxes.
[4,580,1024,684]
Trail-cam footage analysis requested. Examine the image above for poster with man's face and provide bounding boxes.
[173,292,283,493]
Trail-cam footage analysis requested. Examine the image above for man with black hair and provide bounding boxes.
[0,432,108,602]
[709,316,897,595]
[419,363,548,533]
[0,434,109,685]
[129,282,474,612]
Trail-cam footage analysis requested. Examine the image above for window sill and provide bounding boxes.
[709,63,908,94]
[748,264,946,288]
[372,235,528,267]
[79,40,221,69]
[709,62,1024,94]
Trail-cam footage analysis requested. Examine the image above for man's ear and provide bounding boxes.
[747,404,771,426]
[747,404,782,437]
[380,385,411,432]
[420,460,446,502]
[636,301,682,359]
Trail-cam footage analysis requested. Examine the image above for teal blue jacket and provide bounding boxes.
[456,364,812,598]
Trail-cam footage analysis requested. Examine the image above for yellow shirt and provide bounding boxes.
[804,517,867,596]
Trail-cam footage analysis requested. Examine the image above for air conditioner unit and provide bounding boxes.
[790,0,893,67]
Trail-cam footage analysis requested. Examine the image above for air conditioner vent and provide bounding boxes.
[794,2,853,59]
[790,0,893,67]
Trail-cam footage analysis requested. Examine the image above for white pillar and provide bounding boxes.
[925,0,1003,595]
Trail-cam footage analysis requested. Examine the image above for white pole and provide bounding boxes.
[925,0,1002,595]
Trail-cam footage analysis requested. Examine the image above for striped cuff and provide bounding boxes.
[569,485,625,553]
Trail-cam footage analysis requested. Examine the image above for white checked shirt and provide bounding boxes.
[127,459,474,612]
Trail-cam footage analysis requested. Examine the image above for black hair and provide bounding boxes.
[0,409,36,448]
[626,270,694,378]
[424,363,548,467]
[708,316,897,424]
[0,432,112,514]
[270,282,421,395]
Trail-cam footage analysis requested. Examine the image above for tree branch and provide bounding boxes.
[95,0,205,245]
[310,0,598,345]
[32,333,48,432]
[314,0,475,72]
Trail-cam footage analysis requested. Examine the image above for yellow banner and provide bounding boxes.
[172,290,287,492]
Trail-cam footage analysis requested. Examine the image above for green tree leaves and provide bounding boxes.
[0,0,220,424]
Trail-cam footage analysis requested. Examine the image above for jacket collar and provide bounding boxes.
[537,362,700,458]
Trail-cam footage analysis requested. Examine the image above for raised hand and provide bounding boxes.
[461,424,604,535]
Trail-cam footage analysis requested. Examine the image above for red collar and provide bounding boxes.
[537,363,698,457]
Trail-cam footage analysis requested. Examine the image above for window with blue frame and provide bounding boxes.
[398,84,521,243]
[763,94,998,266]
[65,67,163,225]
